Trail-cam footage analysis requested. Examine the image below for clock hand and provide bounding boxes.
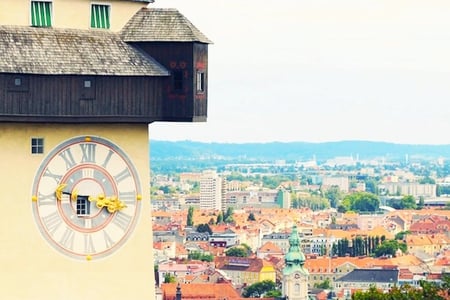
[88,194,127,213]
[55,183,67,201]
[56,183,126,213]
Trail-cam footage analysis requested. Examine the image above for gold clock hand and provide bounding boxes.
[89,194,127,213]
[55,183,67,201]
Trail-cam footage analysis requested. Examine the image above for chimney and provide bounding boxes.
[176,283,182,300]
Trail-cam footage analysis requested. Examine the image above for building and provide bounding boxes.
[282,225,309,300]
[157,261,211,287]
[214,256,276,286]
[209,230,239,248]
[277,189,292,209]
[322,176,349,193]
[335,268,399,297]
[0,1,211,299]
[200,170,223,210]
[160,282,242,300]
[380,182,436,198]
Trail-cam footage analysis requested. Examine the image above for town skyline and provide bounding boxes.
[150,0,450,145]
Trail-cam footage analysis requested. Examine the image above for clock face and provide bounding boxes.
[31,136,142,261]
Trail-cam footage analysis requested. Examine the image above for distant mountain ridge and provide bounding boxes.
[150,140,450,162]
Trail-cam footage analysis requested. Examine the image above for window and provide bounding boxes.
[80,78,95,100]
[31,138,44,154]
[8,76,29,92]
[196,70,205,93]
[31,1,52,27]
[173,70,183,91]
[76,196,90,216]
[91,4,110,29]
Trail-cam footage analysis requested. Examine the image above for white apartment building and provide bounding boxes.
[200,170,223,210]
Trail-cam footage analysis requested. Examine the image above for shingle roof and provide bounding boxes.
[0,25,169,76]
[336,269,399,283]
[121,8,213,43]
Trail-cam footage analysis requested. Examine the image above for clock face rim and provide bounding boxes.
[31,135,142,261]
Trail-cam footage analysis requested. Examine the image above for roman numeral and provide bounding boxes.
[113,212,132,231]
[80,143,96,163]
[43,168,62,183]
[114,168,131,184]
[38,192,56,206]
[101,149,114,168]
[103,230,115,249]
[119,191,136,206]
[42,211,62,235]
[84,234,96,254]
[59,148,76,170]
[59,227,75,250]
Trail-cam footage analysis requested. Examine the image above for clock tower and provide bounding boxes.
[282,225,310,300]
[0,1,211,299]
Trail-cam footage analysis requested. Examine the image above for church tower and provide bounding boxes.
[282,225,309,300]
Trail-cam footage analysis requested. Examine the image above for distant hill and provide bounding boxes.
[150,140,450,163]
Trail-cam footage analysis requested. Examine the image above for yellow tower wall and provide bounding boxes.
[0,123,155,300]
[0,0,148,31]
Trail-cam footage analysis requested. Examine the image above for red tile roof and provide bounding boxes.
[161,282,242,300]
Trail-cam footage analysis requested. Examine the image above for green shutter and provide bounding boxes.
[31,1,52,27]
[91,5,110,29]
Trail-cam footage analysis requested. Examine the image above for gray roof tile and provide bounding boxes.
[121,8,212,44]
[336,269,399,283]
[0,25,169,76]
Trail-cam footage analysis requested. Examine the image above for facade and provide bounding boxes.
[0,1,211,299]
[276,189,292,209]
[225,190,278,208]
[381,182,436,198]
[200,170,223,210]
[322,176,350,193]
[209,231,239,248]
[215,256,276,286]
[335,269,399,297]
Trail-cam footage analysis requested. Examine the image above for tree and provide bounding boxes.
[401,195,417,209]
[188,251,214,262]
[196,223,212,235]
[242,280,277,298]
[225,246,248,257]
[417,196,425,210]
[216,212,223,224]
[291,198,299,209]
[324,186,342,208]
[187,206,194,226]
[374,239,406,257]
[247,212,256,221]
[314,278,331,289]
[394,231,410,241]
[342,192,380,212]
[264,290,282,298]
[224,207,234,223]
[364,178,378,194]
[164,273,176,283]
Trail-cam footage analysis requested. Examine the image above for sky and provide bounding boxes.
[148,0,450,145]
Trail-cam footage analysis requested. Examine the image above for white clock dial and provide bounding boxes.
[32,136,142,260]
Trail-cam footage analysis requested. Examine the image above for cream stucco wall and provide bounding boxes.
[0,0,148,31]
[0,123,155,300]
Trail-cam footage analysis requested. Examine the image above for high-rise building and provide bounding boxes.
[200,170,223,210]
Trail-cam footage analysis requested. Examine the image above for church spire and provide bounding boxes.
[284,225,307,271]
[282,225,309,300]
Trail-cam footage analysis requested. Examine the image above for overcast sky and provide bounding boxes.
[148,0,450,145]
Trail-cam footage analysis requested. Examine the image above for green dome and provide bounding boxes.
[285,249,305,265]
